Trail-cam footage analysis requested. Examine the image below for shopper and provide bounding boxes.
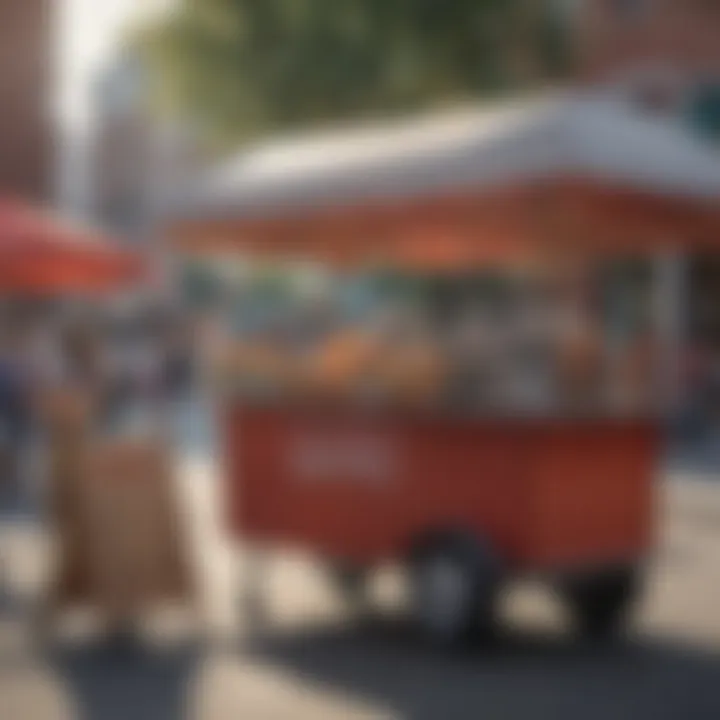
[0,323,31,512]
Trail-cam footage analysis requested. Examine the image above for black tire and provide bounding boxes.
[327,563,369,609]
[409,533,501,647]
[240,584,268,627]
[564,568,640,640]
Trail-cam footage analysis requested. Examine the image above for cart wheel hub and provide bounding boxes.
[415,557,471,639]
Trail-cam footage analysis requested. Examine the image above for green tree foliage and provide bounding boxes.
[134,0,572,148]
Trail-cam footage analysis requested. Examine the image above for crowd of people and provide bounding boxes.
[0,303,196,517]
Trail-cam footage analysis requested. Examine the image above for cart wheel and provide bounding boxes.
[409,534,501,647]
[564,567,640,640]
[328,563,369,608]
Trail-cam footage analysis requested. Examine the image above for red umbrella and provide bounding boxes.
[0,198,146,295]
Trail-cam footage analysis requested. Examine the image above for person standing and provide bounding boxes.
[0,320,33,609]
[0,323,32,512]
[160,316,196,401]
[33,321,111,634]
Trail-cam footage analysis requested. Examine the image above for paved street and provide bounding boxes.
[3,404,720,719]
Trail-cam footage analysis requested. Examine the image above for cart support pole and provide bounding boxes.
[654,251,687,414]
[240,545,270,629]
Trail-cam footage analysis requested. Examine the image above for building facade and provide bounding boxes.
[577,0,720,82]
[92,53,200,245]
[93,56,154,240]
[576,0,720,136]
[0,0,52,200]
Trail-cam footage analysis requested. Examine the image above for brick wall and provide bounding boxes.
[577,0,720,82]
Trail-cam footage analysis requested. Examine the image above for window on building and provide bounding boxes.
[610,0,649,22]
[616,65,687,118]
[688,83,720,141]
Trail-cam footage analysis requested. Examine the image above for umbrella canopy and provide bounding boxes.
[0,199,145,294]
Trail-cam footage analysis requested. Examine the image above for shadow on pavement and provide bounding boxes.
[48,640,202,720]
[244,619,720,720]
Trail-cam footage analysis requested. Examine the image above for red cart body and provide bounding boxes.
[225,404,658,574]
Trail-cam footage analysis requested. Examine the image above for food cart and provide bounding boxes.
[168,95,720,644]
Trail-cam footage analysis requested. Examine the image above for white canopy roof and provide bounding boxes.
[172,91,720,222]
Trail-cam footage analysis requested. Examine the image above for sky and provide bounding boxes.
[58,0,171,213]
[59,0,170,128]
